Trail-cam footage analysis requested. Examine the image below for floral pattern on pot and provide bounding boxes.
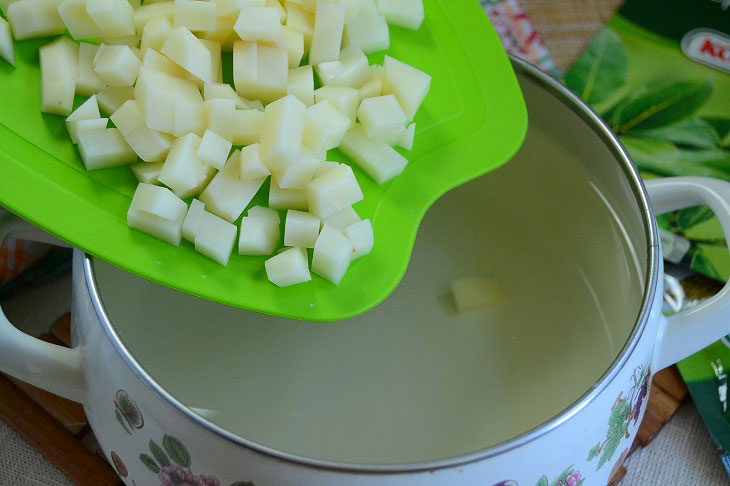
[536,465,583,486]
[587,365,650,470]
[139,434,255,486]
[491,481,518,486]
[111,451,128,478]
[115,389,144,433]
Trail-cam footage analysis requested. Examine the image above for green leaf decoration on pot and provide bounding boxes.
[535,465,583,486]
[631,118,721,149]
[597,398,629,470]
[163,434,192,468]
[115,409,131,435]
[563,30,628,106]
[586,443,601,461]
[621,137,730,182]
[139,453,160,474]
[537,476,549,486]
[613,80,713,134]
[149,439,172,468]
[115,390,144,430]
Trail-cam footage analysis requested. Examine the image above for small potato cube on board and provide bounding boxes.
[204,98,237,142]
[182,198,206,242]
[174,99,206,138]
[287,65,314,107]
[199,153,267,222]
[343,1,388,54]
[322,205,359,230]
[240,144,270,180]
[124,126,175,163]
[174,0,216,31]
[233,41,288,105]
[232,109,265,145]
[133,2,175,35]
[8,0,66,40]
[195,210,237,266]
[94,44,141,87]
[66,96,101,143]
[315,45,368,88]
[204,83,259,110]
[135,67,203,134]
[284,3,313,50]
[68,118,108,144]
[306,164,363,219]
[357,94,407,141]
[86,0,136,38]
[269,178,308,210]
[272,148,320,189]
[309,0,344,65]
[110,99,143,136]
[158,133,210,197]
[397,123,415,150]
[248,205,280,225]
[265,247,311,287]
[344,219,372,259]
[266,25,303,68]
[234,7,281,42]
[358,74,382,99]
[260,94,306,171]
[198,129,232,170]
[77,43,106,96]
[131,161,165,184]
[39,37,78,116]
[339,124,407,184]
[162,26,215,84]
[382,55,431,120]
[141,15,172,52]
[376,0,423,30]
[265,0,285,20]
[284,209,320,248]
[0,18,15,67]
[239,216,280,255]
[97,86,135,115]
[312,224,352,284]
[313,85,358,124]
[127,183,187,246]
[58,0,101,40]
[302,100,350,153]
[313,160,339,178]
[450,277,505,313]
[78,127,137,170]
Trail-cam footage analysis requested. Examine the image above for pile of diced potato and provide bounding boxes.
[0,0,431,287]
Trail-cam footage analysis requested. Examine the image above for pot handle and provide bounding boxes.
[0,213,86,403]
[646,177,730,371]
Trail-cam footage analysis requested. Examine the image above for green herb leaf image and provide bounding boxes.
[163,434,192,468]
[564,30,628,106]
[139,453,160,474]
[149,440,172,468]
[631,118,721,148]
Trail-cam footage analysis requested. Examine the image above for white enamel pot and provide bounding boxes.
[3,58,730,486]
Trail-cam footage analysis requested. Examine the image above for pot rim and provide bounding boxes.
[83,56,661,474]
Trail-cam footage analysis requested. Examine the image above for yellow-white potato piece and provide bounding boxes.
[86,0,136,37]
[397,122,415,150]
[344,218,372,259]
[382,55,431,120]
[199,154,267,222]
[195,210,237,265]
[376,0,423,30]
[316,45,368,87]
[357,94,407,141]
[287,0,314,12]
[142,48,187,78]
[58,0,101,39]
[260,94,306,171]
[0,18,14,66]
[100,35,139,47]
[248,204,279,225]
[212,0,265,19]
[265,246,310,287]
[78,127,137,170]
[239,216,280,255]
[204,98,236,142]
[0,0,17,15]
[339,124,407,183]
[313,85,358,123]
[266,25,303,68]
[306,164,362,218]
[240,144,270,180]
[313,160,339,177]
[131,161,165,183]
[311,224,352,284]
[232,109,265,145]
[76,43,105,95]
[309,0,344,65]
[39,37,78,116]
[110,99,143,136]
[173,98,207,138]
[93,44,141,87]
[174,0,216,31]
[161,27,216,84]
[125,125,175,162]
[141,14,172,52]
[287,65,314,106]
[322,205,358,229]
[269,178,307,210]
[198,14,235,50]
[284,209,320,248]
[233,41,288,104]
[234,6,281,41]
[66,96,101,143]
[127,183,187,245]
[158,133,212,197]
[204,83,262,110]
[182,198,205,242]
[7,0,65,40]
[314,60,342,86]
[272,148,320,188]
[198,129,232,170]
[302,100,350,154]
[343,0,388,54]
[134,2,174,35]
[135,67,204,134]
[97,86,135,115]
[450,277,505,313]
[358,69,382,99]
[265,0,285,20]
[68,118,108,144]
[284,3,313,50]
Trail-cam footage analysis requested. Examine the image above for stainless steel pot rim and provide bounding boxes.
[83,56,661,474]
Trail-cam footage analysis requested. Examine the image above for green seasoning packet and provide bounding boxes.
[563,0,730,473]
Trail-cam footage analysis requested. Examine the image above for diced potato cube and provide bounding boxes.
[99,35,139,47]
[240,144,270,180]
[287,65,314,106]
[198,129,232,170]
[344,219,372,259]
[376,0,423,30]
[450,277,505,313]
[397,122,415,150]
[311,224,352,284]
[239,216,280,255]
[313,160,339,177]
[265,246,310,287]
[199,153,267,222]
[339,124,407,184]
[266,25,303,68]
[86,0,136,38]
[162,26,215,83]
[174,98,206,138]
[232,109,265,145]
[76,43,105,96]
[315,60,343,86]
[66,96,101,143]
[39,37,78,116]
[142,48,186,78]
[199,14,236,50]
[158,133,211,197]
[284,209,320,248]
[234,6,281,41]
[0,18,14,67]
[127,183,187,245]
[182,198,206,242]
[306,164,363,218]
[284,3,313,50]
[78,127,137,170]
[248,205,279,225]
[382,55,431,120]
[260,94,306,170]
[287,0,314,12]
[309,0,344,65]
[212,0,265,19]
[110,99,143,136]
[322,205,358,229]
[233,41,288,104]
[204,83,261,110]
[269,178,307,210]
[58,0,101,40]
[272,148,320,188]
[135,67,203,134]
[0,0,16,16]
[302,100,350,153]
[204,98,237,142]
[174,0,216,31]
[343,0,388,54]
[97,86,135,115]
[195,210,237,265]
[313,85,358,123]
[93,44,141,87]
[7,0,65,40]
[125,126,175,162]
[316,45,368,87]
[358,69,382,99]
[141,15,172,52]
[357,94,407,141]
[68,118,108,144]
[131,161,165,184]
[134,1,174,35]
[265,0,285,19]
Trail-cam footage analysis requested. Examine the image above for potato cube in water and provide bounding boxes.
[344,219,373,259]
[248,205,280,226]
[239,216,280,255]
[195,210,237,265]
[284,209,320,248]
[312,224,352,284]
[240,144,270,180]
[306,164,363,219]
[78,127,137,170]
[182,198,206,242]
[450,277,506,313]
[265,247,311,287]
[127,183,187,246]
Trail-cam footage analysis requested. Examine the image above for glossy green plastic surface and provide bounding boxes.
[0,0,527,321]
